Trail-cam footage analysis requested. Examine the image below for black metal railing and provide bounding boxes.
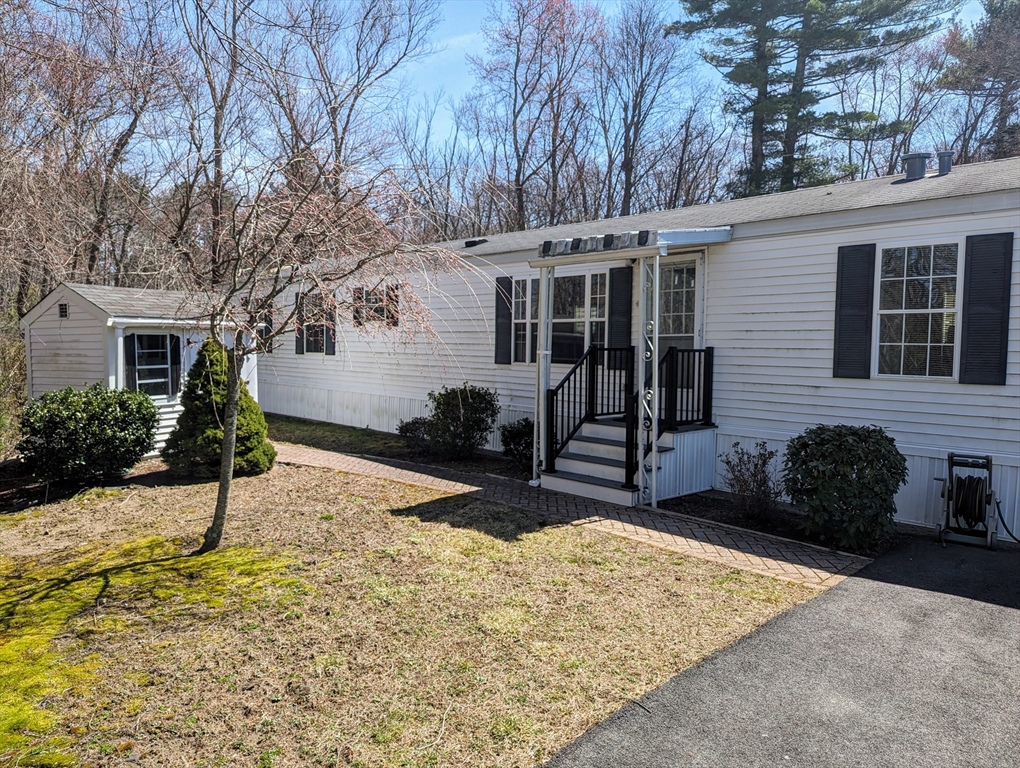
[546,345,636,487]
[658,346,714,431]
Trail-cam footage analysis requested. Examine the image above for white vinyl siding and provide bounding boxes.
[26,292,108,395]
[257,260,631,451]
[704,206,1018,530]
[257,196,1018,530]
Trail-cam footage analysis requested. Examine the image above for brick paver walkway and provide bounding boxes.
[275,443,871,589]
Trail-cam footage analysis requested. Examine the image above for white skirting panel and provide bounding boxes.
[260,383,532,452]
[714,429,1020,535]
[146,401,184,455]
[658,428,717,500]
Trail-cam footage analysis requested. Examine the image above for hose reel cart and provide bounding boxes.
[935,454,998,549]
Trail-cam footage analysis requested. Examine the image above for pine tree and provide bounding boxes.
[162,337,276,478]
[671,0,952,195]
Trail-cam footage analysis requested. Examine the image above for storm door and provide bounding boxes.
[659,262,696,351]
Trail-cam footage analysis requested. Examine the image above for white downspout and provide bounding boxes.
[533,264,554,484]
[115,327,125,389]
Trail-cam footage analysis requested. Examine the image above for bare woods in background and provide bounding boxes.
[0,0,1017,459]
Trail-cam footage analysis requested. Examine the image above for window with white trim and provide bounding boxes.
[551,271,608,364]
[877,243,958,377]
[507,273,608,364]
[513,279,529,363]
[135,334,172,396]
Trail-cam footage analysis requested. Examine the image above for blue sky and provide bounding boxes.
[403,0,986,136]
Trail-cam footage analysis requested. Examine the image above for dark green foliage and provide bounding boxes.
[425,384,500,460]
[397,416,431,458]
[671,0,949,195]
[499,417,534,471]
[720,440,782,519]
[162,338,276,478]
[783,424,908,552]
[19,384,158,481]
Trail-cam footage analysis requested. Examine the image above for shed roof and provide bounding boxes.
[440,156,1020,258]
[65,283,208,321]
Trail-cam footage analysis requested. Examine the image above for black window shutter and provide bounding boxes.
[960,232,1013,385]
[353,287,365,327]
[324,305,336,356]
[608,266,632,369]
[259,299,274,354]
[169,335,182,396]
[386,285,400,328]
[124,333,137,390]
[294,292,305,354]
[495,276,512,365]
[833,243,876,378]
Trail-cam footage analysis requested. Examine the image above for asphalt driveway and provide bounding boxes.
[547,537,1020,768]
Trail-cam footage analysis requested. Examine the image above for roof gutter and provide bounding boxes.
[527,227,731,268]
[107,317,214,328]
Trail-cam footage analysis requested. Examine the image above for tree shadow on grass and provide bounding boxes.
[0,460,218,515]
[387,492,559,543]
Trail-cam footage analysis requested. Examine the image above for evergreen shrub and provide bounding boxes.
[162,338,276,478]
[783,424,908,552]
[425,384,500,460]
[19,384,158,481]
[397,416,431,458]
[499,417,534,471]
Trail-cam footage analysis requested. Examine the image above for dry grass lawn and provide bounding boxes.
[0,463,815,767]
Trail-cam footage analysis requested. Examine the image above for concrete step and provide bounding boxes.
[578,420,676,450]
[555,452,626,482]
[569,433,674,460]
[540,470,637,507]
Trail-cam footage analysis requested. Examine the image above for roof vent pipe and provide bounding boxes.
[937,150,954,175]
[903,152,931,181]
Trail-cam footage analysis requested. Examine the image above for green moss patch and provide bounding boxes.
[0,536,293,766]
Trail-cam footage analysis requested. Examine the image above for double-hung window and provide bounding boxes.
[513,279,529,363]
[302,294,325,353]
[877,243,958,377]
[551,272,608,364]
[125,333,181,398]
[833,231,1011,385]
[496,266,633,367]
[135,334,172,395]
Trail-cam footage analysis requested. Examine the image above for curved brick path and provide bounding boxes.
[274,443,870,589]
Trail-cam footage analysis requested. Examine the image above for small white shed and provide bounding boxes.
[20,283,259,448]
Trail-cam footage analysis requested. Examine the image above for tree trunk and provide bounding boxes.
[780,12,811,192]
[195,335,243,554]
[748,17,771,196]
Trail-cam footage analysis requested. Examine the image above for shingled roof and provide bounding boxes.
[66,284,208,321]
[440,156,1020,258]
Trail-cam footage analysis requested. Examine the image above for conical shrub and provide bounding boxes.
[162,337,276,478]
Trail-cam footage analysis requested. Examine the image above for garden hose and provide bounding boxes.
[952,474,986,529]
[996,498,1020,544]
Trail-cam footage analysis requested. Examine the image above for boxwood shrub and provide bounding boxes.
[499,417,534,471]
[426,384,500,460]
[783,424,908,552]
[19,384,158,481]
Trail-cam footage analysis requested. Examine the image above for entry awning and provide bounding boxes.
[527,227,731,268]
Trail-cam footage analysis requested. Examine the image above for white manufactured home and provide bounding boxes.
[20,283,259,448]
[258,155,1019,534]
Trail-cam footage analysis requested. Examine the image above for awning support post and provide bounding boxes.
[639,249,662,507]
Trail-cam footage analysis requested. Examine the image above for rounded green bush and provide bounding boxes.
[162,338,276,478]
[499,417,534,471]
[425,384,500,460]
[19,384,158,481]
[783,424,908,552]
